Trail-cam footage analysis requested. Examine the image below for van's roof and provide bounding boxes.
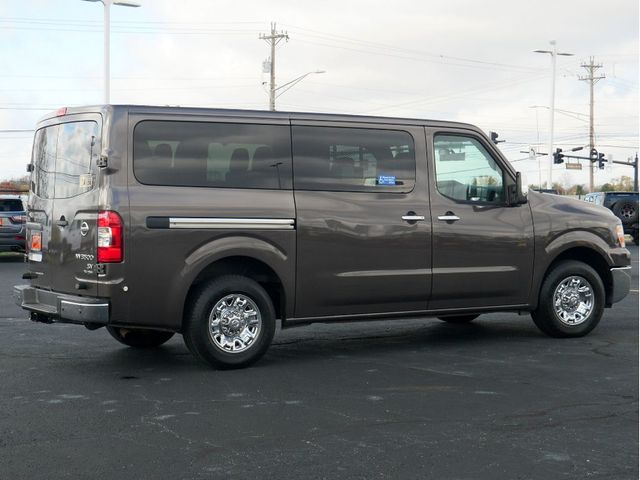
[39,104,481,131]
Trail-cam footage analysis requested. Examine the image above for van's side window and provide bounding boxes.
[292,126,415,192]
[133,121,292,189]
[434,135,504,204]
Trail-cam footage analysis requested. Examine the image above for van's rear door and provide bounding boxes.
[27,115,102,296]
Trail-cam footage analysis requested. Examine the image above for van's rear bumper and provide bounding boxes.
[610,266,631,305]
[13,285,109,325]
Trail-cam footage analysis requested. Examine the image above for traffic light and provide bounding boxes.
[590,148,598,162]
[553,148,565,164]
[598,152,606,169]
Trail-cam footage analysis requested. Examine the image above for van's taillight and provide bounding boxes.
[97,211,123,263]
[55,107,67,116]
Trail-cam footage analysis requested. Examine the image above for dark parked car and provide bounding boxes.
[0,195,26,253]
[584,191,638,244]
[14,105,631,369]
[534,188,560,195]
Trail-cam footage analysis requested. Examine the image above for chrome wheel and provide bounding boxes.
[553,275,594,326]
[208,294,261,353]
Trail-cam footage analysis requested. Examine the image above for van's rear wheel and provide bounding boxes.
[531,260,604,338]
[183,275,276,369]
[437,314,479,324]
[106,326,175,348]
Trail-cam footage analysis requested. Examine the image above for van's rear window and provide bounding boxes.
[133,121,292,190]
[31,121,99,199]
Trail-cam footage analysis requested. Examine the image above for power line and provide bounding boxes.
[361,71,549,114]
[282,24,543,73]
[0,17,548,74]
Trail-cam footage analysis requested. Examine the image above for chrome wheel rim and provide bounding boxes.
[208,294,261,353]
[553,275,594,326]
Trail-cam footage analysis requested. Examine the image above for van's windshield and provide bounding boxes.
[31,121,100,199]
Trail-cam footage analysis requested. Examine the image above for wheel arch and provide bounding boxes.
[183,255,287,329]
[162,234,294,332]
[536,245,614,308]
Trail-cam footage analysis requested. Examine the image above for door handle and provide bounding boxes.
[437,212,460,222]
[401,212,425,223]
[56,217,68,227]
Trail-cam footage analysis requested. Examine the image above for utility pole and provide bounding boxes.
[579,57,605,192]
[610,152,639,191]
[259,22,288,111]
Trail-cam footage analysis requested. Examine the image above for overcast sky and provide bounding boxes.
[0,0,637,188]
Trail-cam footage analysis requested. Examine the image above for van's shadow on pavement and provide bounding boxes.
[73,320,545,375]
[266,321,544,365]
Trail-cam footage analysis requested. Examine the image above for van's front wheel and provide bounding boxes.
[183,275,276,369]
[531,260,605,338]
[106,326,175,348]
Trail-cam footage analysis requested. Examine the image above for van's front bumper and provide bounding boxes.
[610,266,631,305]
[13,285,109,325]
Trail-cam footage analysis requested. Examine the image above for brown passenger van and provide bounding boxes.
[14,105,631,369]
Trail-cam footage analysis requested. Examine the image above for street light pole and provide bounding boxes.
[275,70,326,101]
[534,41,573,188]
[81,0,141,104]
[103,1,110,104]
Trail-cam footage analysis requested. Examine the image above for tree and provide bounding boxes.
[551,182,565,195]
[611,176,634,191]
[0,176,29,193]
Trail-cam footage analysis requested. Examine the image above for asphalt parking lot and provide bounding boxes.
[0,248,637,480]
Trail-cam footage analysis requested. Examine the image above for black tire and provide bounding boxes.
[106,326,175,348]
[437,314,479,324]
[612,201,639,225]
[531,260,605,338]
[183,275,276,369]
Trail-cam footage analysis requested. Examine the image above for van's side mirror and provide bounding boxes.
[510,171,527,205]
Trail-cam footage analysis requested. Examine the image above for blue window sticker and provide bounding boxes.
[377,175,396,186]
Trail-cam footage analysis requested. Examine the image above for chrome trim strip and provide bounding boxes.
[60,300,109,308]
[168,217,295,230]
[611,266,632,271]
[433,266,517,274]
[337,268,429,278]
